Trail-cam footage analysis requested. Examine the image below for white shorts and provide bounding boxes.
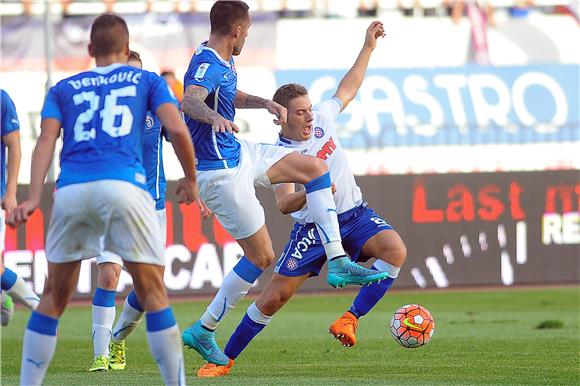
[197,139,294,240]
[96,209,167,266]
[45,180,164,266]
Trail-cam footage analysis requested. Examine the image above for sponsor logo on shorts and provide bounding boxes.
[291,228,317,259]
[314,126,324,138]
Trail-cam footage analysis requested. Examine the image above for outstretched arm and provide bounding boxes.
[181,85,239,133]
[235,89,287,125]
[1,131,21,213]
[334,21,385,111]
[7,118,59,226]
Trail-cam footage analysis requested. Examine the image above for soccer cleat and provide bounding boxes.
[197,359,234,378]
[327,256,389,288]
[1,293,14,327]
[109,340,126,370]
[88,355,109,372]
[182,320,230,366]
[329,311,359,347]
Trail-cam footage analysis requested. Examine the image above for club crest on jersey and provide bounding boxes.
[314,126,324,139]
[194,63,210,80]
[145,115,154,129]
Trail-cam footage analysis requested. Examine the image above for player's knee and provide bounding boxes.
[378,240,407,267]
[97,267,121,291]
[252,250,275,270]
[260,290,291,315]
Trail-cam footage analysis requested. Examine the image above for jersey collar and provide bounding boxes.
[278,134,313,147]
[196,42,232,68]
[90,63,126,74]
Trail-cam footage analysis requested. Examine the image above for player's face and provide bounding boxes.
[233,19,251,56]
[286,95,314,141]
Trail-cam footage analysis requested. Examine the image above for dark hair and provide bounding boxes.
[210,1,250,36]
[160,70,175,78]
[128,50,142,65]
[90,13,129,56]
[273,83,309,108]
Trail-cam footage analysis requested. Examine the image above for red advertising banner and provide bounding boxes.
[3,170,579,298]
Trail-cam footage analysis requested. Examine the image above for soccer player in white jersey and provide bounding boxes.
[7,14,197,386]
[88,50,173,372]
[196,21,408,377]
[179,1,388,367]
[0,89,40,326]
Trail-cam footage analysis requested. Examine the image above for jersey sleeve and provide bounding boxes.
[183,57,221,94]
[1,90,20,136]
[313,97,342,123]
[148,72,179,113]
[40,86,63,123]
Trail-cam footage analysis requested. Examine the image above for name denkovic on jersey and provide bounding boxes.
[67,71,143,90]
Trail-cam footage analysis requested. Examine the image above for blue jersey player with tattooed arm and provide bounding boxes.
[179,0,388,367]
[196,20,407,378]
[7,14,198,386]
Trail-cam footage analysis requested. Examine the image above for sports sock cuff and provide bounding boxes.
[92,287,116,307]
[127,290,144,312]
[372,260,400,278]
[1,268,18,291]
[146,307,176,332]
[27,311,59,336]
[246,302,272,325]
[232,256,263,284]
[304,172,331,193]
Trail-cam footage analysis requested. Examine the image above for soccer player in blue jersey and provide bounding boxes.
[88,50,173,372]
[196,21,408,377]
[0,89,40,326]
[7,14,197,385]
[180,1,388,367]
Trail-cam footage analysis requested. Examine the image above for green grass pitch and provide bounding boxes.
[1,286,579,385]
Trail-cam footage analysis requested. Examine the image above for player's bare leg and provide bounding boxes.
[268,152,389,288]
[90,262,122,372]
[330,230,406,347]
[124,262,185,386]
[185,225,274,366]
[20,261,81,385]
[198,274,308,377]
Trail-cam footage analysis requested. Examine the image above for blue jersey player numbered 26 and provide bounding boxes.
[7,14,198,386]
[88,50,175,373]
[179,1,388,367]
[196,21,408,378]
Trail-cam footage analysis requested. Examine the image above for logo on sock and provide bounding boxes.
[27,358,46,369]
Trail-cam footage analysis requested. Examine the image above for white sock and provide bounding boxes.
[146,308,185,386]
[304,172,345,260]
[92,305,115,357]
[201,271,253,330]
[112,296,144,342]
[20,312,59,386]
[374,260,400,278]
[7,276,40,310]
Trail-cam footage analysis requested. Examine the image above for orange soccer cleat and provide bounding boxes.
[329,311,359,347]
[197,359,235,378]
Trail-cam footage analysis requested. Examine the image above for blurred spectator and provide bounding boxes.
[509,0,534,18]
[358,0,379,17]
[398,0,416,16]
[161,70,184,103]
[447,0,494,27]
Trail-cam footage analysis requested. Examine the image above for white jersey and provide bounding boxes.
[276,97,363,224]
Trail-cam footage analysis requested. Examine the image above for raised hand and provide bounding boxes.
[364,21,386,50]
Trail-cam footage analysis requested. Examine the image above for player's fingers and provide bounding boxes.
[273,118,280,126]
[231,122,240,133]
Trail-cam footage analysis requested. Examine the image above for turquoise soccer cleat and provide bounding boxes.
[182,320,229,366]
[327,256,389,288]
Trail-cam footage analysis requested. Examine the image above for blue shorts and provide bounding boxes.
[274,203,393,277]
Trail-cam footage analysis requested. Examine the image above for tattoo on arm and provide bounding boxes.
[244,94,268,108]
[181,86,222,124]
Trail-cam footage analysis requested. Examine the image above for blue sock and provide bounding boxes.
[1,268,18,291]
[127,290,144,312]
[224,313,267,360]
[349,265,396,318]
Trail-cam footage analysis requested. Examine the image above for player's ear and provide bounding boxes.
[235,25,241,38]
[88,43,96,58]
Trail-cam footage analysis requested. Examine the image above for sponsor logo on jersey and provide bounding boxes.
[316,137,337,160]
[314,126,324,138]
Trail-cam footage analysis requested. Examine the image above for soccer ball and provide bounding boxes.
[390,304,435,348]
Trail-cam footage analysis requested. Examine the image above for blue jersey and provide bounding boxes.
[184,44,240,170]
[41,64,175,190]
[143,112,167,210]
[0,89,20,199]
